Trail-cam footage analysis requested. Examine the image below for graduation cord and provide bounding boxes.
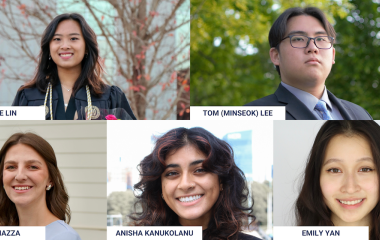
[44,82,53,120]
[43,82,93,120]
[86,85,92,120]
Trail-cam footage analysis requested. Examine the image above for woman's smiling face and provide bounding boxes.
[320,134,379,226]
[161,144,221,228]
[49,19,86,72]
[3,144,51,208]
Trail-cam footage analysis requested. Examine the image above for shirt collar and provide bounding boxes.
[280,81,332,111]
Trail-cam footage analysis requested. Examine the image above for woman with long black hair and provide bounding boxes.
[12,13,136,120]
[296,121,380,240]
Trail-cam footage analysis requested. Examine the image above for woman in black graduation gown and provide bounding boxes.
[12,13,136,120]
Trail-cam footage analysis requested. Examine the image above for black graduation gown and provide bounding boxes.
[12,84,137,120]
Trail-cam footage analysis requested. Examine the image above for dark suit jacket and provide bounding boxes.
[245,84,372,120]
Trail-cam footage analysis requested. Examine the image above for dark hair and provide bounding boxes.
[20,13,106,96]
[131,127,255,240]
[296,121,380,240]
[269,7,336,77]
[0,133,71,226]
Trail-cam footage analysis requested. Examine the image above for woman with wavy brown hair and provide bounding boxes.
[131,127,261,240]
[296,121,380,240]
[0,133,81,240]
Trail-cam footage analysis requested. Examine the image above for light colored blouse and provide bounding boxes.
[46,220,81,240]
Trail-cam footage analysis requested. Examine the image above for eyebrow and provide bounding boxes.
[4,160,43,165]
[287,30,328,36]
[323,157,374,166]
[165,159,204,169]
[53,33,81,36]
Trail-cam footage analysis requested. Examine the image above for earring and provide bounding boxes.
[162,194,164,199]
[46,185,52,191]
[49,54,51,60]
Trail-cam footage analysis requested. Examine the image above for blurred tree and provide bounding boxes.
[190,0,276,106]
[0,0,190,119]
[191,0,380,118]
[250,180,271,226]
[107,190,137,225]
[329,0,380,118]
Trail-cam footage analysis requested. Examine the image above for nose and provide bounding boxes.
[60,39,71,49]
[177,173,195,191]
[305,38,319,54]
[15,168,27,181]
[340,172,360,194]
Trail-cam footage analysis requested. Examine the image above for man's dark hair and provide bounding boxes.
[268,7,336,77]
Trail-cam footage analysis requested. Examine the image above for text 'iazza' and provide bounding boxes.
[0,110,17,116]
[302,230,340,237]
[0,230,21,236]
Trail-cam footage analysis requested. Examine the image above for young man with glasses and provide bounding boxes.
[245,7,372,120]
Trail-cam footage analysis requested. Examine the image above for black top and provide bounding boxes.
[202,230,262,240]
[12,84,136,120]
[56,82,76,120]
[237,232,262,240]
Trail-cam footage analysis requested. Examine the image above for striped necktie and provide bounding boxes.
[315,100,332,120]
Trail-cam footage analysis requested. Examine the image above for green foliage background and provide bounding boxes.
[191,0,380,119]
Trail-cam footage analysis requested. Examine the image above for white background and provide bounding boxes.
[107,120,273,193]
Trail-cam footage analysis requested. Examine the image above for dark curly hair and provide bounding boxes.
[295,120,380,240]
[130,127,255,239]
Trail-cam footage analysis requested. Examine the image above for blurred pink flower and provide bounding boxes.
[105,114,118,120]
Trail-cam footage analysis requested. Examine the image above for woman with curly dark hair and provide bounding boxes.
[131,127,260,240]
[296,121,380,240]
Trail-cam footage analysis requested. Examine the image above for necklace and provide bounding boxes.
[62,85,71,92]
[44,83,93,120]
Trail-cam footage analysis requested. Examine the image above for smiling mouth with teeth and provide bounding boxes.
[338,199,364,205]
[178,194,203,203]
[14,186,32,190]
[59,53,73,57]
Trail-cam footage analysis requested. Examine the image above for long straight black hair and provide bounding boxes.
[20,13,106,96]
[296,121,380,240]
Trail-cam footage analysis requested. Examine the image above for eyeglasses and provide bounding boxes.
[280,35,334,49]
